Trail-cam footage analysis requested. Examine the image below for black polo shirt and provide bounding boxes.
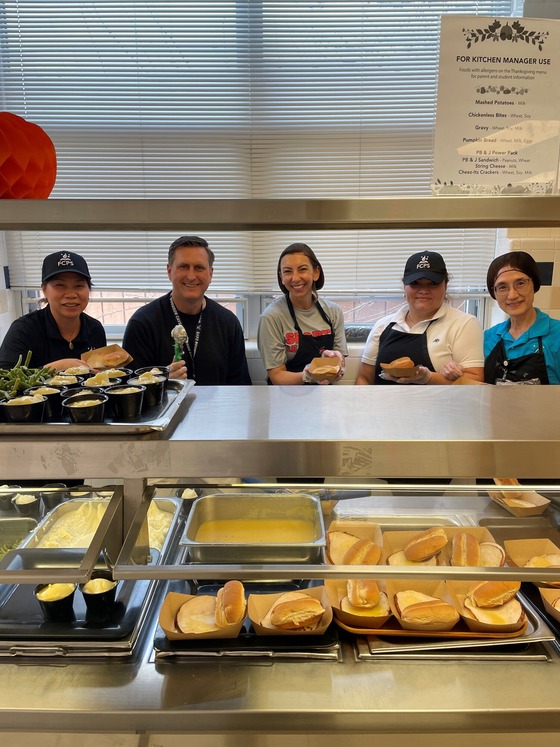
[0,306,106,369]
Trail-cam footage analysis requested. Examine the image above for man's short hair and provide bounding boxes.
[168,235,215,267]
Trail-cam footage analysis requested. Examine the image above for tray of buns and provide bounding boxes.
[155,580,341,660]
[333,589,554,644]
[0,379,194,435]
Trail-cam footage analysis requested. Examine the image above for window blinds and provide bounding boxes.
[1,1,514,294]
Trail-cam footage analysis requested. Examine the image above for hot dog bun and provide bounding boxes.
[267,591,325,631]
[346,579,381,608]
[479,541,506,567]
[524,554,560,568]
[467,581,520,609]
[464,596,524,626]
[326,531,361,565]
[493,477,524,501]
[340,591,390,617]
[394,590,459,626]
[343,538,382,566]
[404,527,448,562]
[387,550,438,567]
[103,350,130,368]
[215,580,246,627]
[451,532,481,567]
[399,599,459,626]
[176,595,218,634]
[380,356,415,370]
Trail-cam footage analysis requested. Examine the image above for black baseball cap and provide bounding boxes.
[403,251,447,285]
[41,251,92,284]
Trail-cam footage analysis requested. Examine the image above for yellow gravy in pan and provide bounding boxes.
[194,518,316,544]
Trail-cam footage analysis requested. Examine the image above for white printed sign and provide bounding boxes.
[432,15,560,195]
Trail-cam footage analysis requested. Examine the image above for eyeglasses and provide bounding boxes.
[493,278,532,297]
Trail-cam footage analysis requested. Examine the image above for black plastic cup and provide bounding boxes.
[0,484,21,511]
[35,583,77,622]
[12,492,41,518]
[105,384,145,420]
[24,385,66,419]
[0,395,46,424]
[62,393,108,424]
[79,382,115,395]
[128,375,165,409]
[134,366,170,382]
[44,374,84,388]
[60,365,92,377]
[40,482,68,512]
[80,571,118,620]
[104,367,133,383]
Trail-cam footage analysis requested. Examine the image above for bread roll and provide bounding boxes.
[343,538,382,566]
[387,550,438,567]
[103,350,130,368]
[467,581,520,609]
[451,532,481,567]
[380,356,415,370]
[346,579,380,608]
[340,591,390,618]
[268,591,325,631]
[312,363,339,376]
[327,531,360,565]
[524,554,560,568]
[215,580,246,627]
[464,596,524,626]
[394,589,438,614]
[552,597,560,611]
[479,541,506,567]
[176,595,218,634]
[403,527,448,562]
[399,598,459,626]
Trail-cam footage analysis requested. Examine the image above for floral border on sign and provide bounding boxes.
[463,20,549,51]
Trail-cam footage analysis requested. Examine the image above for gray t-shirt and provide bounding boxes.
[257,295,348,371]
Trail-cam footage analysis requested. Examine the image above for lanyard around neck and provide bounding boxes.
[170,295,203,379]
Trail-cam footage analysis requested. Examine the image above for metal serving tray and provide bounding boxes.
[0,553,164,658]
[19,496,113,550]
[0,500,185,658]
[153,580,341,661]
[353,594,555,659]
[180,492,326,564]
[0,517,37,561]
[0,378,194,435]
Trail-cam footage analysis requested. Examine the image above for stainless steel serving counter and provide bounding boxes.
[2,385,560,481]
[1,385,560,741]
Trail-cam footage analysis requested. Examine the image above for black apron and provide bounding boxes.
[285,296,335,373]
[267,296,335,385]
[374,322,436,385]
[484,337,549,385]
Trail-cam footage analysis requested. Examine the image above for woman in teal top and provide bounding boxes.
[484,251,560,385]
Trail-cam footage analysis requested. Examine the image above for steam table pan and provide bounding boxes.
[180,492,326,564]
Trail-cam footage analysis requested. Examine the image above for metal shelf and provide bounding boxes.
[1,195,560,230]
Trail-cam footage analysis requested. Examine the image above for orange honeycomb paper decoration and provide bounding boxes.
[0,112,57,198]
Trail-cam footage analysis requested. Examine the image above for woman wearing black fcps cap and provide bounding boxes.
[356,251,484,385]
[0,251,106,371]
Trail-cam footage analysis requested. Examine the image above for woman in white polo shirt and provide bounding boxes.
[356,251,484,385]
